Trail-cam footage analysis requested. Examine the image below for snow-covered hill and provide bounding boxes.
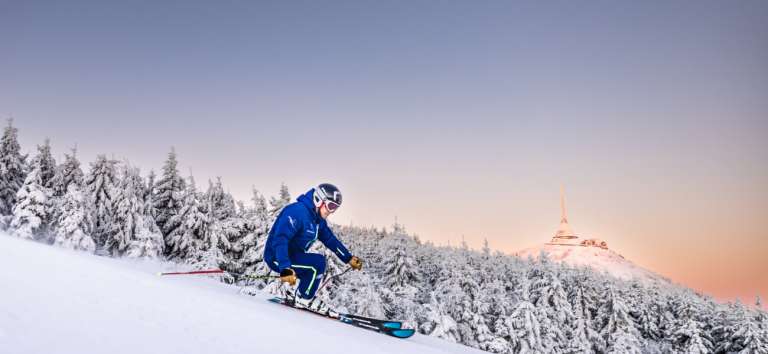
[515,243,668,283]
[0,234,484,354]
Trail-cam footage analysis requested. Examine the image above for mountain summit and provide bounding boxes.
[516,187,666,283]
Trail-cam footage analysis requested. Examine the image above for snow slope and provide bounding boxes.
[0,234,483,354]
[515,243,668,283]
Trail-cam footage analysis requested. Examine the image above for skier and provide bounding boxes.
[264,183,363,317]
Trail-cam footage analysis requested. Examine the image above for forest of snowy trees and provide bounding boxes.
[1,120,767,353]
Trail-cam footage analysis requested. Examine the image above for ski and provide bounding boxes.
[268,297,415,339]
[337,313,403,329]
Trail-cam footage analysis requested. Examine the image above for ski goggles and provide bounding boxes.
[324,200,340,213]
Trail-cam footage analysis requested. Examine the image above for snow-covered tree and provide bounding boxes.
[268,183,291,218]
[185,185,231,271]
[0,119,27,224]
[509,293,543,352]
[228,188,271,281]
[597,286,642,353]
[671,317,713,354]
[206,177,237,222]
[32,139,56,189]
[50,147,84,198]
[165,176,204,261]
[105,164,163,258]
[153,148,186,243]
[145,170,156,217]
[10,163,50,240]
[84,155,118,249]
[568,278,603,352]
[52,184,95,252]
[380,227,420,329]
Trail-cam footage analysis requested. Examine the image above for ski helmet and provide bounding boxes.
[313,183,342,212]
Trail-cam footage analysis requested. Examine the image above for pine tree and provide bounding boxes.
[32,139,57,189]
[510,298,543,352]
[84,155,119,249]
[206,177,237,221]
[50,147,84,198]
[477,279,508,352]
[381,229,420,328]
[10,163,50,240]
[330,269,386,319]
[153,148,186,243]
[268,183,291,218]
[229,215,267,281]
[52,184,95,252]
[597,286,642,353]
[0,119,27,224]
[105,164,163,258]
[145,170,156,217]
[671,317,713,354]
[568,278,603,352]
[529,266,571,352]
[729,305,768,354]
[186,185,231,271]
[228,188,271,283]
[165,176,207,262]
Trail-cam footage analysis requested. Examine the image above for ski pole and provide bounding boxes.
[157,269,279,280]
[157,269,226,276]
[316,266,352,295]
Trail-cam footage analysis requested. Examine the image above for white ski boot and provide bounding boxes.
[293,296,339,318]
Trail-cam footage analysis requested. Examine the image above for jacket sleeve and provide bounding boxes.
[272,211,299,271]
[318,223,353,264]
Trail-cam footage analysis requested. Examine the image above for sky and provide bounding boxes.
[1,0,767,306]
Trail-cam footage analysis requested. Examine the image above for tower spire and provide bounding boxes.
[560,184,567,224]
[550,185,578,244]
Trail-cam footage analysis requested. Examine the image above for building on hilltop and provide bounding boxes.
[546,186,608,249]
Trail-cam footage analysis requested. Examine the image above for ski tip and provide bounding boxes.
[387,328,415,339]
[382,322,402,329]
[156,272,163,276]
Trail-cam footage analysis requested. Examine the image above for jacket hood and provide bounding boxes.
[297,188,319,220]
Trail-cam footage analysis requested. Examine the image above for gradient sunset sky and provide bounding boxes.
[2,1,767,306]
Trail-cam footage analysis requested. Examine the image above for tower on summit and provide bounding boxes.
[549,185,579,245]
[546,186,608,249]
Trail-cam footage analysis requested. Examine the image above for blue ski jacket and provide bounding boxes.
[264,188,353,272]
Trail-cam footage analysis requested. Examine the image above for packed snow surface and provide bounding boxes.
[0,234,483,354]
[516,243,667,283]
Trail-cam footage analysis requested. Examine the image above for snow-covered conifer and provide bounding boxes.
[52,184,95,252]
[10,163,50,240]
[186,187,230,270]
[206,177,237,221]
[84,155,118,249]
[153,148,185,241]
[228,188,271,283]
[50,147,84,198]
[32,139,56,189]
[509,288,543,352]
[0,119,27,223]
[671,317,713,354]
[165,176,206,261]
[598,286,642,353]
[268,183,291,218]
[106,164,163,258]
[145,170,156,215]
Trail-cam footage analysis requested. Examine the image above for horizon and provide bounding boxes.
[3,1,767,309]
[7,124,767,309]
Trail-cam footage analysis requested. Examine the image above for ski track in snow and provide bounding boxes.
[0,234,484,354]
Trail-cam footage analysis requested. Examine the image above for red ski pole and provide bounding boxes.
[157,269,225,276]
